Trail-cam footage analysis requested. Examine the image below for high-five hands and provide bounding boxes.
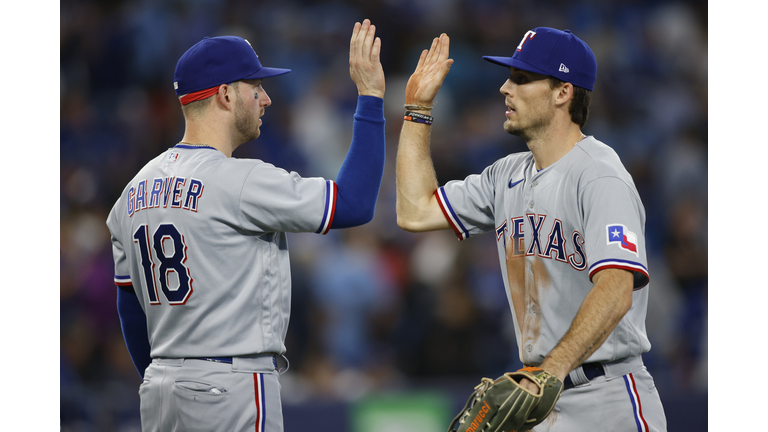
[405,33,454,107]
[349,19,385,99]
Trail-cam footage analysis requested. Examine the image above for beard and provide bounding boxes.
[234,96,260,143]
[503,102,556,142]
[503,119,529,140]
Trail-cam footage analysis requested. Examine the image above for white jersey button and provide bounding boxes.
[532,181,538,187]
[529,201,534,208]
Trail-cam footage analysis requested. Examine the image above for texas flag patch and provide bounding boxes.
[606,224,638,255]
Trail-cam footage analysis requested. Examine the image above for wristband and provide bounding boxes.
[404,101,437,111]
[404,110,433,125]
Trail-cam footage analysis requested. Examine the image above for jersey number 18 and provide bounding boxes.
[132,223,193,305]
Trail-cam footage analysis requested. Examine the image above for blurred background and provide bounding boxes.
[60,0,707,430]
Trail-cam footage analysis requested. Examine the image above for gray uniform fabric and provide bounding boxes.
[107,145,334,358]
[533,357,666,432]
[140,357,283,432]
[107,144,335,432]
[435,137,666,431]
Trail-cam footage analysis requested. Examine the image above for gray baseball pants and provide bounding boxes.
[533,356,667,432]
[139,355,287,432]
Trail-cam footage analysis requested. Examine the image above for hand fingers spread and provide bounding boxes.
[438,34,451,62]
[371,37,381,62]
[358,19,370,56]
[352,19,370,59]
[426,37,439,65]
[350,22,361,62]
[350,21,361,45]
[416,49,428,70]
[362,23,376,59]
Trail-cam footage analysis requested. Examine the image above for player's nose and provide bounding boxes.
[260,87,272,107]
[500,79,514,97]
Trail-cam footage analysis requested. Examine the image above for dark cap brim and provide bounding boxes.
[482,56,551,77]
[244,66,291,80]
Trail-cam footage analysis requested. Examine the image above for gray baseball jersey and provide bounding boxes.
[106,144,337,358]
[435,136,651,366]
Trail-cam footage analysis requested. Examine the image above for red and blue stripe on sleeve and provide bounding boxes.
[114,274,132,286]
[315,180,337,235]
[434,187,470,241]
[588,259,649,289]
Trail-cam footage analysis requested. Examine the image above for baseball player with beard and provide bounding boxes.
[107,20,385,432]
[396,28,667,431]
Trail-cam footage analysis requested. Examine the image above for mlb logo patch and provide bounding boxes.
[606,224,638,255]
[168,151,180,162]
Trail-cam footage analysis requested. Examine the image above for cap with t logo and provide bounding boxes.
[483,27,597,91]
[174,36,291,97]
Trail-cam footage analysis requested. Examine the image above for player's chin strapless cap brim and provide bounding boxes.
[174,35,291,96]
[482,56,551,77]
[482,27,597,91]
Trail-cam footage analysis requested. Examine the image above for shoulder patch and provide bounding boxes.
[606,224,638,255]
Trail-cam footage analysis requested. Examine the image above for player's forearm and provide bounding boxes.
[540,269,634,381]
[331,96,386,228]
[395,119,447,231]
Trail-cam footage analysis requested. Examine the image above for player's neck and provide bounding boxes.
[181,117,237,157]
[527,124,585,171]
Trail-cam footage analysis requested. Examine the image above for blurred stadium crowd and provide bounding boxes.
[60,0,707,430]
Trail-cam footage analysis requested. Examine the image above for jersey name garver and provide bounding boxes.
[495,214,587,271]
[127,177,205,216]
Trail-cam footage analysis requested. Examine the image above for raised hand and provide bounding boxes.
[405,33,453,107]
[349,19,385,99]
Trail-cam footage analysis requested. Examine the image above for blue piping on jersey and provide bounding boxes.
[174,144,217,150]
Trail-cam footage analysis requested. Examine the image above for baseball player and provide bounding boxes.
[106,20,385,432]
[395,28,667,431]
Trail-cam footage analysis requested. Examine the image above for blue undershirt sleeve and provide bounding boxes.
[330,95,386,228]
[117,285,152,378]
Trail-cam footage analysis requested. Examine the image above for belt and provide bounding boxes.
[194,356,283,372]
[156,353,290,374]
[563,362,605,389]
[196,357,233,364]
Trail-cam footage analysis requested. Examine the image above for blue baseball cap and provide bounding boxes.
[174,36,291,96]
[483,27,596,91]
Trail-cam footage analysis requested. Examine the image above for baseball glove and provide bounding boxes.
[447,367,563,432]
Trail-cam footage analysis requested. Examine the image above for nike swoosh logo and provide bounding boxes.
[509,179,524,188]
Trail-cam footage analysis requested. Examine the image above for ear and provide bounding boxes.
[553,82,574,108]
[214,83,235,110]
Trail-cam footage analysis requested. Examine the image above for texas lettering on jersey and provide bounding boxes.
[127,176,205,216]
[495,213,587,271]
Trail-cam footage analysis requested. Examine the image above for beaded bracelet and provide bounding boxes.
[404,101,437,111]
[404,110,433,125]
